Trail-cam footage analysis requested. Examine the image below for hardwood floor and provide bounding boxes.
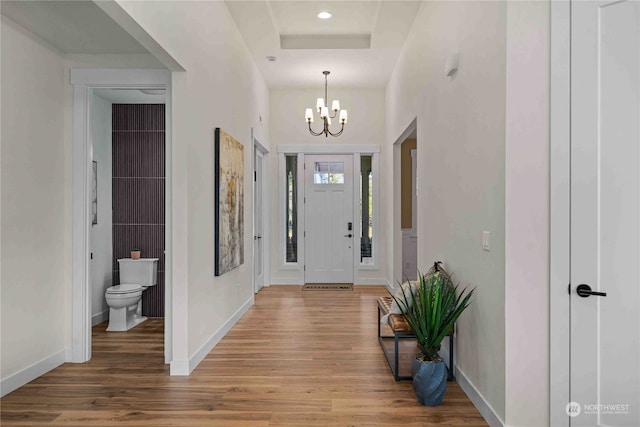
[1,286,487,426]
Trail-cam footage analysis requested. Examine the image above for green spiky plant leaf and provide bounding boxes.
[392,268,475,363]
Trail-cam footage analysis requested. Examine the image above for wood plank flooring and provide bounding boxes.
[1,286,487,426]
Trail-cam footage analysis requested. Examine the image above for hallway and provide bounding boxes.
[1,286,486,426]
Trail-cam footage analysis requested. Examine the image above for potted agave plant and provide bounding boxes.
[393,263,475,406]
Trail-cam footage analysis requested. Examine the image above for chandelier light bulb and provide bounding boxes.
[331,100,340,111]
[339,110,348,124]
[305,108,314,122]
[316,98,325,112]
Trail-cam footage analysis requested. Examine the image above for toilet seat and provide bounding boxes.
[106,284,142,294]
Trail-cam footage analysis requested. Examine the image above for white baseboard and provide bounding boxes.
[355,278,388,286]
[455,364,505,427]
[92,310,109,326]
[1,349,66,397]
[186,295,254,374]
[269,277,302,285]
[438,335,453,373]
[385,278,395,293]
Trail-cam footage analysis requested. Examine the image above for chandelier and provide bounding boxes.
[305,71,348,137]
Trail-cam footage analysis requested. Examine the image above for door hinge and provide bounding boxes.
[254,171,257,181]
[568,283,571,295]
[304,231,306,237]
[304,265,306,271]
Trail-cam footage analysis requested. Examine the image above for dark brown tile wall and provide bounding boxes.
[112,104,165,317]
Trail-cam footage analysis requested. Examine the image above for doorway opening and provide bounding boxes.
[401,138,417,281]
[89,89,167,345]
[276,144,380,285]
[393,119,417,285]
[71,69,173,366]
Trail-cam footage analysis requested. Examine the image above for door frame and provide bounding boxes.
[276,144,380,285]
[70,69,173,365]
[252,132,269,293]
[549,2,571,426]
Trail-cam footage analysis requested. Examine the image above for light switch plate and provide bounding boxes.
[482,231,491,251]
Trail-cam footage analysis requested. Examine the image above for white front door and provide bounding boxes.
[570,1,639,425]
[304,155,354,283]
[253,148,264,293]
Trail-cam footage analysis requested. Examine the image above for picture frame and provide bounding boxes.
[214,128,244,276]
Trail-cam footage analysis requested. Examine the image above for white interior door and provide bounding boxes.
[570,1,639,425]
[304,155,354,283]
[253,148,264,293]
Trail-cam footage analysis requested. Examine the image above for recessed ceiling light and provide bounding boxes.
[317,11,332,19]
[266,55,277,62]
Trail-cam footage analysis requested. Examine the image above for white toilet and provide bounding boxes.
[105,258,159,332]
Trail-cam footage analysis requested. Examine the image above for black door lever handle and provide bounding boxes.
[576,284,607,298]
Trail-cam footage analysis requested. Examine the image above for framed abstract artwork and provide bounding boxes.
[214,128,244,276]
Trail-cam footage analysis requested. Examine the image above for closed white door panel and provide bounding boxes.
[570,1,639,425]
[304,155,354,283]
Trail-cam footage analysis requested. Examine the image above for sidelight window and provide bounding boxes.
[285,155,297,263]
[360,155,373,264]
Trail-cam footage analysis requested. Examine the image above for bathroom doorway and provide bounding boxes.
[89,90,167,329]
[71,69,173,365]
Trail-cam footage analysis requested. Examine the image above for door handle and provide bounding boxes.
[254,235,262,240]
[576,284,607,298]
[344,234,353,238]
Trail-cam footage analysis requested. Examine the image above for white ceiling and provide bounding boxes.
[2,0,421,89]
[0,0,148,54]
[225,0,422,88]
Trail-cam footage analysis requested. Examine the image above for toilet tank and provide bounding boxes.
[117,258,159,287]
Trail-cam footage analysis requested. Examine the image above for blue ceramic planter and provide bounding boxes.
[411,358,447,406]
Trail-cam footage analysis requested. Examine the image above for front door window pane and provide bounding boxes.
[313,162,345,184]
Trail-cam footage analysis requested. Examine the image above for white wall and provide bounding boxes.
[386,1,552,425]
[1,16,68,389]
[504,2,550,426]
[268,88,387,284]
[385,1,507,422]
[114,0,270,368]
[90,94,113,326]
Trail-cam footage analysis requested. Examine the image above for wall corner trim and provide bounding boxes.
[185,296,255,375]
[455,364,505,427]
[169,360,190,376]
[0,350,66,397]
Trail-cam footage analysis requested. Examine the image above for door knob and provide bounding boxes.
[576,284,607,298]
[344,234,353,238]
